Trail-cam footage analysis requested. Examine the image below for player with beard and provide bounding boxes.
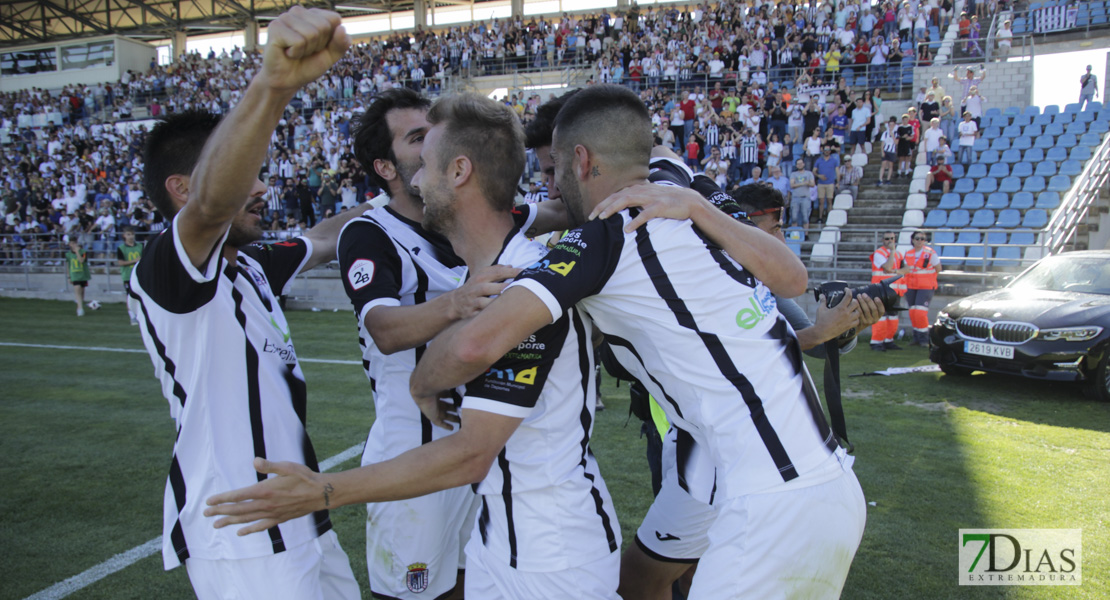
[130,8,367,598]
[208,93,623,598]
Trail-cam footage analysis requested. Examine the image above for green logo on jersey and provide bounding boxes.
[270,317,291,343]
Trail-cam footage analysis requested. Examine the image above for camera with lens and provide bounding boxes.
[814,275,907,340]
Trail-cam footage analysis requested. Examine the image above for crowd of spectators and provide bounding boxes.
[1,0,1004,264]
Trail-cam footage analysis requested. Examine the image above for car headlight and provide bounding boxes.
[1039,326,1104,342]
[935,311,956,329]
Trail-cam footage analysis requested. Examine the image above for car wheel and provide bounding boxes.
[1084,354,1110,403]
[940,363,974,377]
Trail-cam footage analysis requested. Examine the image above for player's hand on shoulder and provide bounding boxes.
[260,6,350,94]
[204,458,327,536]
[448,264,520,320]
[590,182,697,232]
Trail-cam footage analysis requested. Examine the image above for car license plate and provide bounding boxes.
[965,341,1015,359]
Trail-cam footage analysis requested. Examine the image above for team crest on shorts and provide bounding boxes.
[406,562,429,593]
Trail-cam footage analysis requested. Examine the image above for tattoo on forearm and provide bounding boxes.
[323,483,334,507]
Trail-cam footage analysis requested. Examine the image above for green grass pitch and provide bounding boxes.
[1,297,1107,599]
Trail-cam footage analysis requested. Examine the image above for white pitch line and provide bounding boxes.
[23,442,365,600]
[0,342,360,365]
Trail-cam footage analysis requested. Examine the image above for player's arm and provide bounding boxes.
[299,203,373,270]
[588,184,809,298]
[205,408,521,536]
[523,200,570,236]
[366,264,521,355]
[175,7,349,268]
[410,287,553,428]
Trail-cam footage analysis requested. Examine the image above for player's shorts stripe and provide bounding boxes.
[496,448,518,568]
[131,288,188,408]
[572,309,619,553]
[168,455,189,561]
[633,223,798,482]
[633,535,700,564]
[599,333,684,421]
[232,283,286,554]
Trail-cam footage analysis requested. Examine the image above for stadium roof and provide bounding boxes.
[0,0,494,49]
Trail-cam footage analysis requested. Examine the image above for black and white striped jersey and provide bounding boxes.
[509,210,838,502]
[131,216,330,570]
[337,206,467,463]
[463,227,620,572]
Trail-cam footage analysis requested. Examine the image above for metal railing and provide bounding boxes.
[1042,124,1110,255]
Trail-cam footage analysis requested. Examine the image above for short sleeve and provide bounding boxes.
[511,203,539,235]
[462,316,571,418]
[132,217,226,314]
[336,219,405,320]
[507,215,626,323]
[239,236,314,297]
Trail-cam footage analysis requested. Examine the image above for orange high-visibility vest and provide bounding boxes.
[904,246,939,290]
[871,246,908,294]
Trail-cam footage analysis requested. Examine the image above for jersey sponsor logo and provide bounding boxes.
[406,562,429,593]
[655,531,681,542]
[347,259,375,290]
[735,287,777,330]
[262,339,298,364]
[528,258,576,276]
[485,366,538,385]
[270,316,291,343]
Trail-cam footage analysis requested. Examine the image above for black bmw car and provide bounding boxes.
[930,250,1110,401]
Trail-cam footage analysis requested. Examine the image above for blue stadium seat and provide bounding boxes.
[985,192,1009,209]
[990,137,1011,152]
[953,178,975,194]
[1064,103,1082,114]
[994,246,1023,268]
[1053,113,1074,125]
[1012,115,1032,127]
[1011,192,1035,210]
[1011,136,1032,151]
[1066,122,1088,136]
[998,149,1020,164]
[973,138,991,152]
[924,209,948,227]
[1035,161,1058,177]
[1059,159,1083,176]
[962,193,985,209]
[1033,114,1054,127]
[950,164,966,178]
[1036,192,1061,210]
[1023,106,1041,117]
[1022,124,1043,138]
[1075,110,1096,124]
[983,126,1002,139]
[985,107,1002,118]
[998,176,1022,193]
[1023,176,1046,193]
[942,245,966,266]
[1023,209,1049,228]
[947,209,971,227]
[975,178,998,193]
[1011,162,1034,178]
[986,231,1009,245]
[988,163,1010,178]
[938,193,961,209]
[1045,123,1065,136]
[1043,105,1060,116]
[1001,125,1021,138]
[1035,136,1056,149]
[1023,148,1045,163]
[1070,146,1092,161]
[1090,120,1109,134]
[957,230,982,244]
[933,229,956,245]
[1045,147,1068,162]
[1004,106,1021,117]
[1010,230,1036,245]
[971,210,995,228]
[1013,17,1028,33]
[965,245,993,268]
[966,163,988,178]
[1079,132,1100,147]
[996,209,1022,228]
[982,149,1003,163]
[1081,101,1102,112]
[1047,175,1072,192]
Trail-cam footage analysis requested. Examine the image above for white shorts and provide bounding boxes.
[687,456,867,599]
[465,537,620,600]
[635,426,717,562]
[185,530,359,600]
[366,485,480,599]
